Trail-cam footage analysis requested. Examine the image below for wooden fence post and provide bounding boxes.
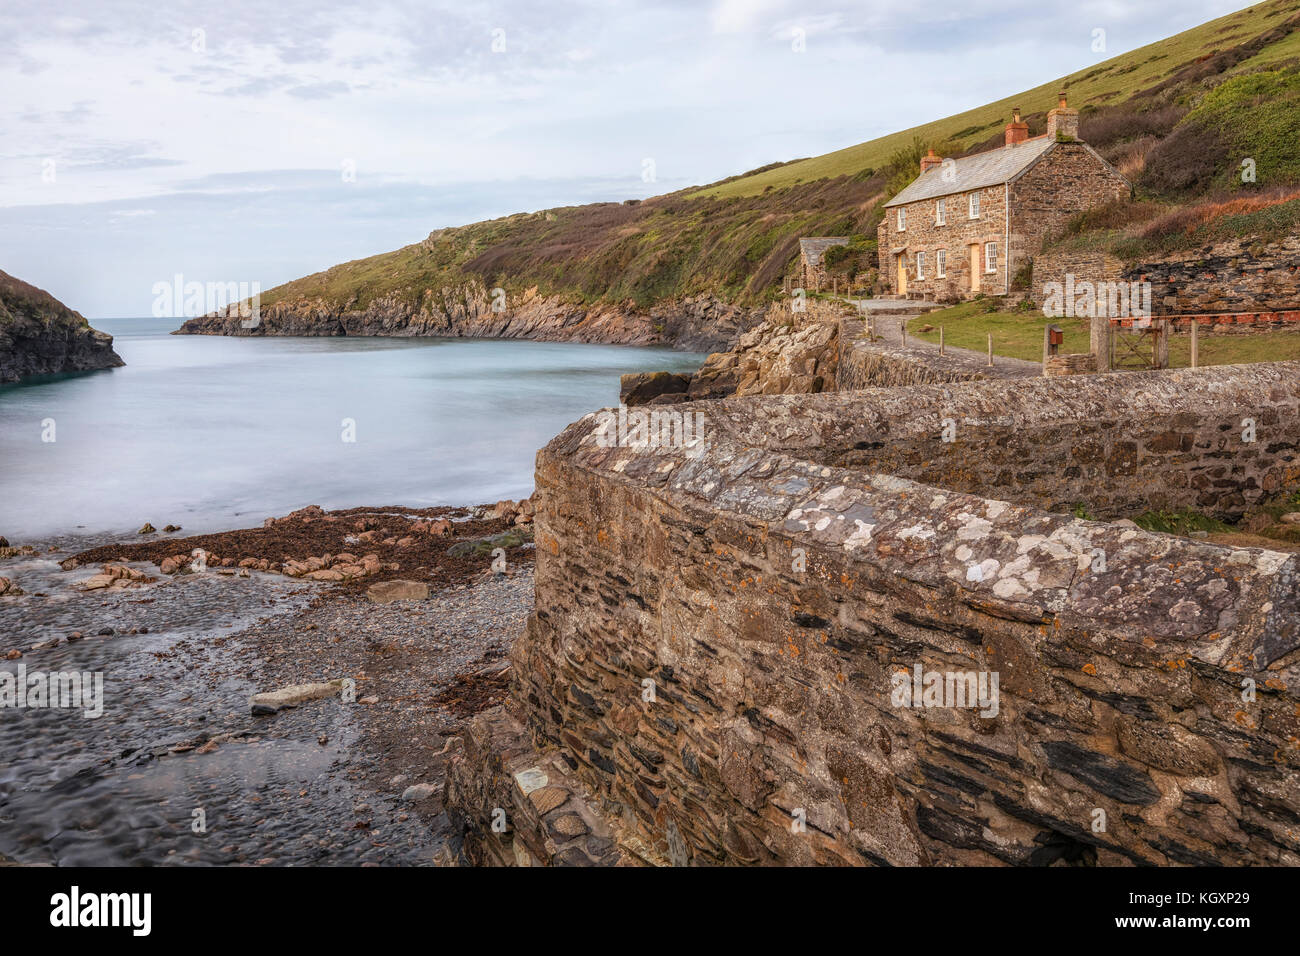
[1190,320,1199,369]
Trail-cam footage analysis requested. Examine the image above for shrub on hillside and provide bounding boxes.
[1115,187,1300,258]
[1137,120,1231,196]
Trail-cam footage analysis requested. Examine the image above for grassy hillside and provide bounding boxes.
[262,0,1300,315]
[696,0,1300,199]
[0,269,94,331]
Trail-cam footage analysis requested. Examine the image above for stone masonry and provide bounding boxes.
[878,96,1128,303]
[447,362,1300,866]
[1033,235,1300,324]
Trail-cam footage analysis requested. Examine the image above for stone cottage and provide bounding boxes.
[877,94,1129,301]
[798,237,849,291]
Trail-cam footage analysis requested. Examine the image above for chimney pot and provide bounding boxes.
[919,148,943,174]
[1004,108,1029,146]
[1047,91,1080,141]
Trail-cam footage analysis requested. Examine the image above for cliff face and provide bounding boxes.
[174,284,763,354]
[0,271,124,384]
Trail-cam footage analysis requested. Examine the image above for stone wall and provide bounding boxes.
[491,362,1300,866]
[1031,235,1300,322]
[816,366,1300,520]
[621,305,1030,406]
[1138,235,1300,316]
[1007,143,1129,286]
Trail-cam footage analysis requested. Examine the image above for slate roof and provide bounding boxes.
[799,237,849,266]
[883,137,1056,208]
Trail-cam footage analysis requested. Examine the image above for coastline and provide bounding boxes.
[173,290,766,355]
[0,502,534,865]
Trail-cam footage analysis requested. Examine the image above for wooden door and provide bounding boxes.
[969,244,981,293]
[897,254,908,296]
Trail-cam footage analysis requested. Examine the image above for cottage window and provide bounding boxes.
[968,192,980,219]
[897,207,906,231]
[916,251,926,279]
[984,241,998,274]
[936,249,946,278]
[936,198,946,225]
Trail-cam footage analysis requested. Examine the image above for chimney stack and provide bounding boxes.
[919,148,943,175]
[1004,107,1029,146]
[1046,91,1079,141]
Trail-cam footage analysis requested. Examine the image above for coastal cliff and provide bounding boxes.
[0,270,124,384]
[175,283,763,354]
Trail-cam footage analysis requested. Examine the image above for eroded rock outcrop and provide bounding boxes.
[0,270,124,383]
[176,285,762,354]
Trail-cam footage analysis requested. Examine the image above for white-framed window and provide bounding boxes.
[936,198,946,226]
[916,251,926,279]
[936,249,946,278]
[897,207,906,231]
[985,241,998,274]
[968,192,980,219]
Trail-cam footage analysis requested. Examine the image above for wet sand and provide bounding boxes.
[0,506,534,866]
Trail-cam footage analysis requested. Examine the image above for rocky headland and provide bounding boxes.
[175,284,763,355]
[0,270,124,384]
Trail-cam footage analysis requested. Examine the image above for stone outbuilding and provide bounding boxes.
[877,94,1129,301]
[798,237,849,291]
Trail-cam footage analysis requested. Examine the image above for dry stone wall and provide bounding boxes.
[1032,235,1300,322]
[496,362,1300,866]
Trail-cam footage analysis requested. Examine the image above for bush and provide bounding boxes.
[1115,187,1300,258]
[1137,120,1231,196]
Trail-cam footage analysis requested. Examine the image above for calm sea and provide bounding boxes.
[0,318,702,540]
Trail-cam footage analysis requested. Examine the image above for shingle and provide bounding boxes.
[883,138,1056,207]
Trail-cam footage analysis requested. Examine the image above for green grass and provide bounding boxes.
[1134,510,1234,535]
[251,0,1300,317]
[692,0,1300,200]
[906,304,1300,367]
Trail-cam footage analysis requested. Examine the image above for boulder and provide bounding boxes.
[401,783,440,802]
[620,371,692,407]
[304,569,344,582]
[367,579,429,603]
[249,679,346,716]
[137,523,156,534]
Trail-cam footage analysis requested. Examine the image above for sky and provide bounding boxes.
[0,0,1258,317]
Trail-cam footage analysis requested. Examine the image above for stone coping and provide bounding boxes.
[546,362,1300,672]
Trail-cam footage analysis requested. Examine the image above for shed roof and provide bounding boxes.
[883,137,1056,208]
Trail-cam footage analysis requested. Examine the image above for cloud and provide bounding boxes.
[0,0,1257,314]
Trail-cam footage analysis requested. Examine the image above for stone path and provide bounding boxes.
[843,299,1041,378]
